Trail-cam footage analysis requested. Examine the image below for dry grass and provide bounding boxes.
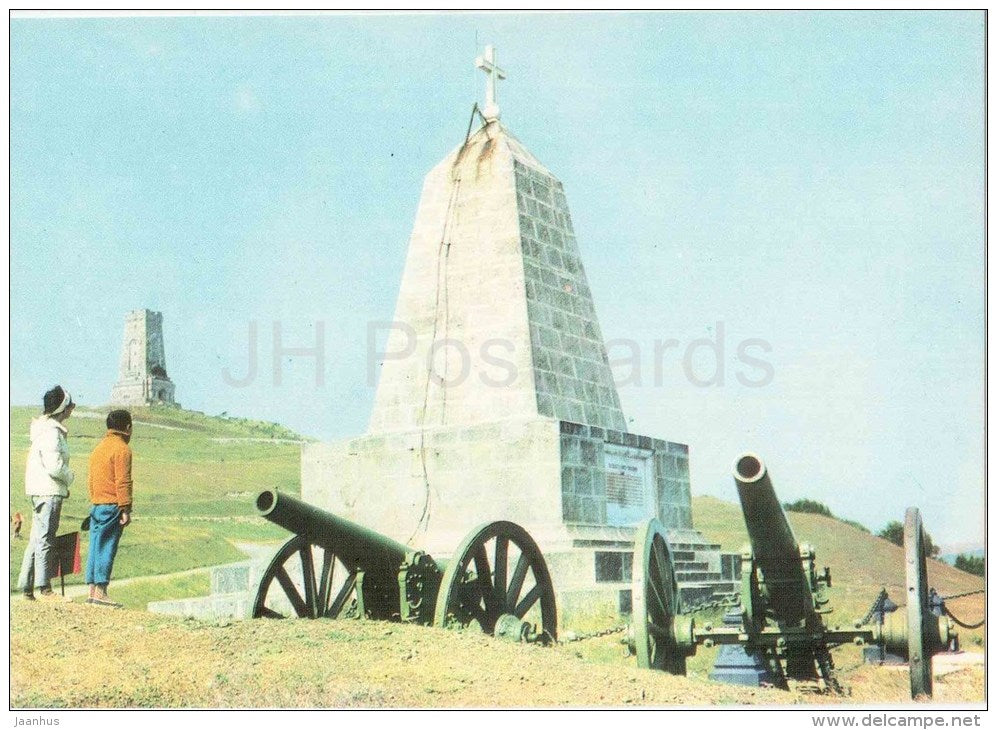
[12,602,786,708]
[11,602,983,708]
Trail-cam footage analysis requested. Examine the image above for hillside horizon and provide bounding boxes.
[9,404,985,555]
[9,404,983,707]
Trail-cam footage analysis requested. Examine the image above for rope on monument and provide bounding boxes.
[410,184,455,540]
[408,108,478,543]
[440,103,486,421]
[464,103,486,146]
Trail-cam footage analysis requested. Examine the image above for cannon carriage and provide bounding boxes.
[249,453,959,699]
[628,453,956,698]
[251,489,558,642]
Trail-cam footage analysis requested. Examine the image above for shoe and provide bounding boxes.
[22,592,35,601]
[36,591,71,603]
[89,597,123,608]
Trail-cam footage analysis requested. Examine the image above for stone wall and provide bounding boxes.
[303,416,694,555]
[111,376,176,406]
[303,417,564,555]
[515,159,626,431]
[558,421,693,530]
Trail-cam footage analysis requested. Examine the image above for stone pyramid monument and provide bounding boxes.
[303,48,733,620]
[110,309,178,407]
[369,51,625,435]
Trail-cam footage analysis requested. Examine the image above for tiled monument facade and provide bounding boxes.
[515,159,627,431]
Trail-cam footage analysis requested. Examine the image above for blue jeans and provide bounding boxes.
[85,504,124,587]
[17,495,64,592]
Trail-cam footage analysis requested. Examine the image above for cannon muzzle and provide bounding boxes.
[733,453,814,627]
[256,489,411,575]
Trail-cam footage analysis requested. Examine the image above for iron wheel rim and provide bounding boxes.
[252,534,359,619]
[434,520,557,640]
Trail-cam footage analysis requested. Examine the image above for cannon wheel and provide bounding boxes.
[252,535,359,619]
[904,507,932,698]
[632,518,687,674]
[434,521,557,641]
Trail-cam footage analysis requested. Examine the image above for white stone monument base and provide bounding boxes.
[110,376,178,407]
[301,417,727,626]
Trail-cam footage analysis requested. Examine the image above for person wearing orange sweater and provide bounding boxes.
[85,409,134,607]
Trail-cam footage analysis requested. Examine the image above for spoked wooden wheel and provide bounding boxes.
[434,521,557,641]
[252,535,360,619]
[904,507,932,698]
[632,518,687,674]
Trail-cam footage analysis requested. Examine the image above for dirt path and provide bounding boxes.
[13,565,216,601]
[73,411,191,431]
[210,437,304,444]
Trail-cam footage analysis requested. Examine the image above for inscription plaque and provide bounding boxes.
[603,444,653,527]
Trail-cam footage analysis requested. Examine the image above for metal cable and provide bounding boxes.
[559,623,628,644]
[943,607,985,630]
[941,588,985,601]
[860,588,890,626]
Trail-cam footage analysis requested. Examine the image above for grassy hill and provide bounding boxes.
[9,406,982,634]
[9,407,984,706]
[8,405,301,593]
[9,407,982,629]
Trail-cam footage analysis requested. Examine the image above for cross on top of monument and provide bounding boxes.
[474,44,506,122]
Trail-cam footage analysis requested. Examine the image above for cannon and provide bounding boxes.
[251,489,558,642]
[630,453,955,698]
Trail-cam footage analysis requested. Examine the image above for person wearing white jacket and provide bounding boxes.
[18,385,75,600]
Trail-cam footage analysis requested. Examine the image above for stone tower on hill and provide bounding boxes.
[110,309,178,407]
[302,47,733,620]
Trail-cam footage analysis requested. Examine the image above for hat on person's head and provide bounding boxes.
[43,386,73,416]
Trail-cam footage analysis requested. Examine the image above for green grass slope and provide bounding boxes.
[9,409,984,707]
[8,405,983,649]
[9,406,302,591]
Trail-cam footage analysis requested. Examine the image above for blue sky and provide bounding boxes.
[10,12,984,546]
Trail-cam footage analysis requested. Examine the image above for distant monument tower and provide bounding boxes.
[110,309,178,407]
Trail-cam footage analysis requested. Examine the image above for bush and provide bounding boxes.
[954,553,984,577]
[783,499,833,518]
[878,520,940,557]
[841,518,871,534]
[783,499,869,532]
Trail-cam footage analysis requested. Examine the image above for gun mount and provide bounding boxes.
[251,489,558,643]
[629,453,955,699]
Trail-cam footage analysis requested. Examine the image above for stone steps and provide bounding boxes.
[147,553,270,620]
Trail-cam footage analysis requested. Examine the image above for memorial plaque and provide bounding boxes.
[604,444,653,527]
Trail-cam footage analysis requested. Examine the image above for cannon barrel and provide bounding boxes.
[733,453,815,626]
[255,489,411,575]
